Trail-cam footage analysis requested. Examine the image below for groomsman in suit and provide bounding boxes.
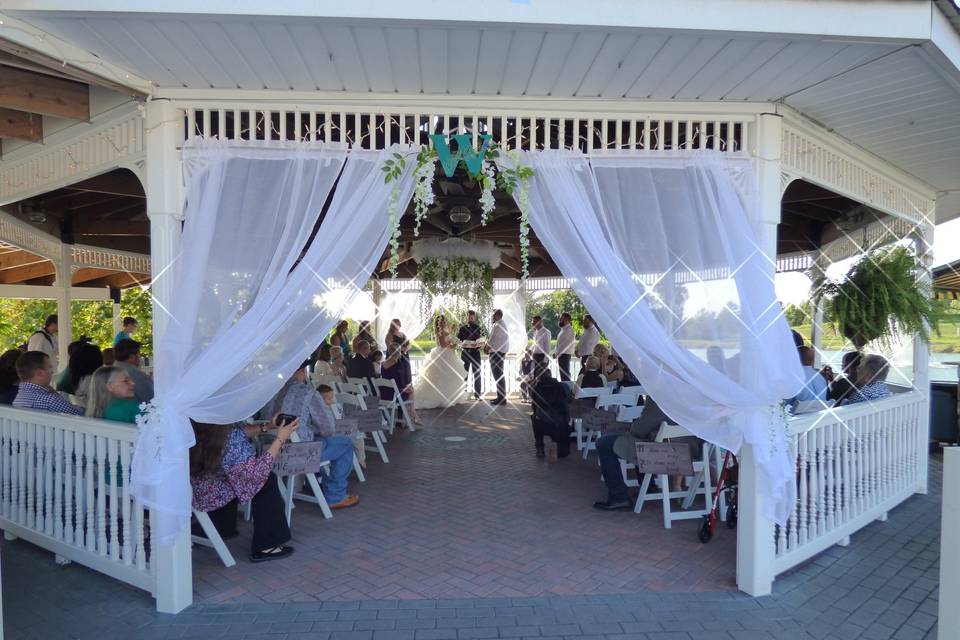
[554,312,575,382]
[458,310,483,400]
[486,309,509,405]
[531,315,551,367]
[576,314,600,370]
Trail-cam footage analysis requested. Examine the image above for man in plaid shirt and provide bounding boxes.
[12,351,83,416]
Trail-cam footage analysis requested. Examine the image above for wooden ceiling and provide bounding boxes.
[0,241,147,288]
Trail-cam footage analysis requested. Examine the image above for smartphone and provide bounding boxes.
[277,413,298,427]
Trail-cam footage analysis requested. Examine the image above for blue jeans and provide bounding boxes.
[319,435,353,503]
[597,434,629,503]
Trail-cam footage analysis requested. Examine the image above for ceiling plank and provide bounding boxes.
[65,172,145,198]
[0,67,89,120]
[0,107,42,141]
[74,220,150,236]
[81,273,150,289]
[0,40,146,97]
[0,250,48,271]
[72,268,118,284]
[0,261,56,284]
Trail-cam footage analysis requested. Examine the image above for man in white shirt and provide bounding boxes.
[575,314,600,370]
[27,314,59,370]
[553,312,575,382]
[531,315,551,367]
[486,309,510,405]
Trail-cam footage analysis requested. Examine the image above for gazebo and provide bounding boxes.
[0,0,956,615]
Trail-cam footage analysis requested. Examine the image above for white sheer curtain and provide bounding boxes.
[130,140,416,543]
[512,150,804,524]
[376,290,434,347]
[493,290,529,353]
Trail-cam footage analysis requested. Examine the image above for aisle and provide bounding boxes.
[191,402,737,603]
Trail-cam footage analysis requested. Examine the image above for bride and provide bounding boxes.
[414,316,466,409]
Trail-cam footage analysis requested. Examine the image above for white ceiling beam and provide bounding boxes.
[0,12,152,94]
[2,1,939,42]
[0,283,110,300]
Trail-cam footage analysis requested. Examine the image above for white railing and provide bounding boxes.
[0,407,155,594]
[772,390,926,576]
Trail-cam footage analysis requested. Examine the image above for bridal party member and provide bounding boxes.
[330,321,351,360]
[531,315,551,367]
[457,310,483,401]
[486,309,510,405]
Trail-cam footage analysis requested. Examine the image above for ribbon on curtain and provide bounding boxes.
[130,139,417,544]
[503,150,804,524]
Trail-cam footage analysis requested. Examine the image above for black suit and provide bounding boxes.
[346,353,377,393]
[457,322,483,398]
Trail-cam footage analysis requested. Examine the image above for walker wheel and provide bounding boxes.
[726,504,738,529]
[698,517,713,543]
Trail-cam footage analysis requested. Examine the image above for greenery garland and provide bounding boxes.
[382,143,535,280]
[416,257,494,320]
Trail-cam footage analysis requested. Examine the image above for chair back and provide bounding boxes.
[597,393,638,409]
[617,405,644,423]
[574,386,606,400]
[313,374,343,390]
[338,380,368,396]
[616,385,644,404]
[336,392,367,410]
[346,376,373,395]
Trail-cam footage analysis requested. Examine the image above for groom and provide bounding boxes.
[458,310,483,400]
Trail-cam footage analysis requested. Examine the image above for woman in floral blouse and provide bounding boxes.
[190,414,298,562]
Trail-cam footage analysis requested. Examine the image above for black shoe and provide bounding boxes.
[536,448,545,458]
[593,500,632,511]
[492,397,507,406]
[250,546,295,563]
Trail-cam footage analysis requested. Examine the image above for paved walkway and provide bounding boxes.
[1,400,943,639]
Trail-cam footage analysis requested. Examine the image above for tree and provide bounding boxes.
[526,289,589,336]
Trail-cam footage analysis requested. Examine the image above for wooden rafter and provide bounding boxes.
[0,43,146,97]
[0,107,41,141]
[0,249,48,271]
[0,66,89,120]
[0,261,56,284]
[72,268,119,285]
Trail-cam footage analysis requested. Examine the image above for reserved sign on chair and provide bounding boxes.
[273,441,326,476]
[634,442,695,476]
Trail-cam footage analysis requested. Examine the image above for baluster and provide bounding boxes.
[66,431,76,545]
[134,495,146,571]
[85,432,95,552]
[879,413,888,501]
[824,424,834,531]
[43,427,53,535]
[17,421,26,525]
[53,428,63,540]
[869,417,878,506]
[842,424,852,521]
[1,418,9,520]
[120,440,132,565]
[816,427,826,537]
[807,430,818,539]
[25,422,35,529]
[148,508,157,574]
[798,433,809,545]
[790,445,800,549]
[96,436,107,556]
[107,439,120,560]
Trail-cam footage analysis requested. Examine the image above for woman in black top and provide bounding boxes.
[0,349,20,404]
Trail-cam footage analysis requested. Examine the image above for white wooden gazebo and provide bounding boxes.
[0,0,957,614]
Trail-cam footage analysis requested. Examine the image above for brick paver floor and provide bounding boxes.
[1,401,943,639]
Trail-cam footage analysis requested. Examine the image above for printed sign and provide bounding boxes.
[343,402,384,433]
[430,133,493,177]
[272,441,326,476]
[581,407,619,432]
[634,442,695,476]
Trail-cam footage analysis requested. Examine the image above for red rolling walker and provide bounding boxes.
[698,450,739,543]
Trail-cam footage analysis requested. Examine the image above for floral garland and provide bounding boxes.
[382,143,536,281]
[417,257,494,320]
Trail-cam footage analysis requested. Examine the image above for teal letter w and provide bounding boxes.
[430,133,493,178]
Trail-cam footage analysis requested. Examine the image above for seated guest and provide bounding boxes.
[278,362,359,509]
[594,398,674,510]
[788,346,828,407]
[190,415,298,562]
[329,346,347,378]
[575,356,606,392]
[826,351,861,404]
[845,355,891,404]
[13,351,83,415]
[380,344,421,425]
[346,339,376,392]
[311,343,334,380]
[86,366,140,423]
[66,343,104,407]
[0,349,21,404]
[370,350,384,377]
[55,339,87,395]
[102,347,116,366]
[530,365,571,458]
[618,356,641,390]
[114,339,154,403]
[604,354,623,385]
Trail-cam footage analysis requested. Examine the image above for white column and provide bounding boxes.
[372,278,384,346]
[736,112,782,597]
[939,447,960,640]
[111,288,123,339]
[809,253,827,368]
[145,99,192,614]
[55,242,72,371]
[912,218,934,495]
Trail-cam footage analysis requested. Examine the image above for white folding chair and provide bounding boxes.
[337,392,389,463]
[338,380,369,396]
[276,431,333,525]
[192,510,236,567]
[615,385,645,405]
[632,422,724,529]
[570,386,608,453]
[331,402,366,481]
[312,373,344,389]
[616,404,644,423]
[372,377,416,433]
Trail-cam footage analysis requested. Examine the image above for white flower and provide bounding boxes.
[413,157,436,237]
[479,160,496,226]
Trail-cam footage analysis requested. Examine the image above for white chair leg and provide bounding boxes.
[352,451,366,482]
[399,401,414,431]
[574,419,584,451]
[372,430,389,463]
[660,474,672,529]
[304,472,333,519]
[192,510,236,567]
[241,500,252,521]
[280,476,296,526]
[635,472,653,514]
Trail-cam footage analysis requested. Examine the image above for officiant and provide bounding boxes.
[458,310,484,400]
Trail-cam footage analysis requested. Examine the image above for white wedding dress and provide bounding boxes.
[414,332,466,409]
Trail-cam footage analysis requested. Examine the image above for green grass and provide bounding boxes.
[792,321,960,353]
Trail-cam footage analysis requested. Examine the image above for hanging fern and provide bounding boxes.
[813,245,941,350]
